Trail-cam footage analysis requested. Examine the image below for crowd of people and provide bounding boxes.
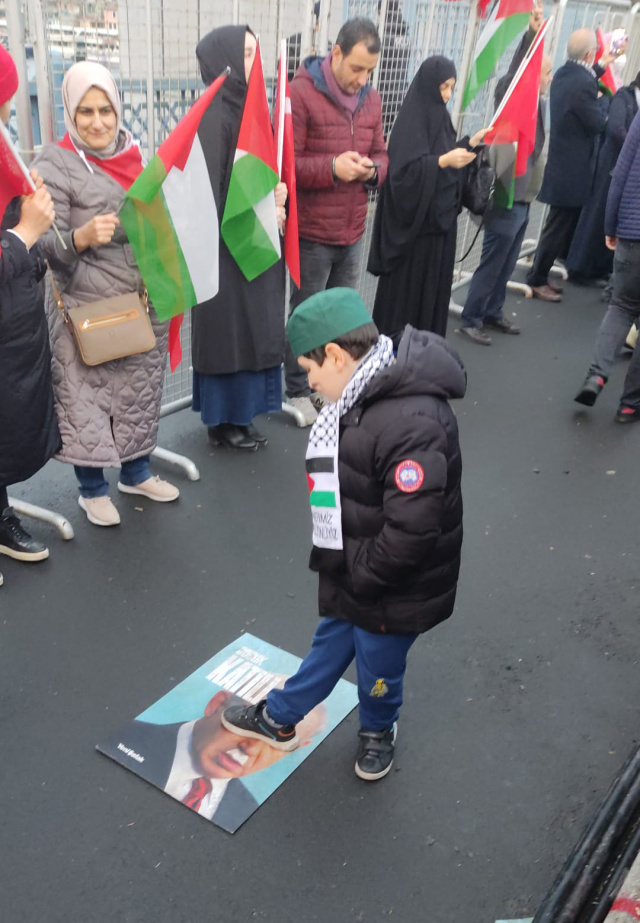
[1,4,639,779]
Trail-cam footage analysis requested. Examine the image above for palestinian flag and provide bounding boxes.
[120,69,227,368]
[596,29,617,96]
[485,21,545,207]
[463,0,533,109]
[306,459,337,509]
[221,42,281,282]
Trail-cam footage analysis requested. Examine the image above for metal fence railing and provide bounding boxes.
[4,0,640,410]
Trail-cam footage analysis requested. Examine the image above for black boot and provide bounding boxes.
[240,422,268,447]
[208,424,258,451]
[0,508,49,561]
[575,374,606,407]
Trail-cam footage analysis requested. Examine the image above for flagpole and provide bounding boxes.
[277,39,287,179]
[489,16,553,130]
[0,117,67,250]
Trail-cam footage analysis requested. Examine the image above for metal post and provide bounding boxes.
[422,0,438,60]
[300,0,314,61]
[27,0,54,147]
[317,0,330,56]
[372,0,389,90]
[547,0,569,65]
[5,0,34,160]
[233,0,240,27]
[452,0,479,133]
[145,0,156,157]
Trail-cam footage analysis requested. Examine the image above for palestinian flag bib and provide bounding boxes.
[305,335,394,550]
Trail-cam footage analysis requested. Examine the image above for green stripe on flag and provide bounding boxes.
[121,169,197,322]
[223,152,278,221]
[463,13,530,108]
[221,151,280,282]
[310,491,337,509]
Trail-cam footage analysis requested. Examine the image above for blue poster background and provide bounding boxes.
[111,633,358,809]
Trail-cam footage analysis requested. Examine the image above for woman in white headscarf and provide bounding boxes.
[34,62,179,528]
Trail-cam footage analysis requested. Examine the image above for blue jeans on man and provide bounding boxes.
[461,202,530,330]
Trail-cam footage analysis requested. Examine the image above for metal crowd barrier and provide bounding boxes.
[4,0,639,537]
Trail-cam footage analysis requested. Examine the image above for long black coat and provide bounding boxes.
[567,85,639,279]
[311,327,466,636]
[0,201,60,487]
[539,60,608,208]
[191,26,285,376]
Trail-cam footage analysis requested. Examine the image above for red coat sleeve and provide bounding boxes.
[290,80,337,191]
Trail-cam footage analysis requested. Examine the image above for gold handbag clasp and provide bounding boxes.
[79,309,140,332]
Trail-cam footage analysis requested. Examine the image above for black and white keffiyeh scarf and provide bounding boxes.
[305,335,395,550]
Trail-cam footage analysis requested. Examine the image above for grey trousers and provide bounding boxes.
[285,237,364,397]
[589,239,640,408]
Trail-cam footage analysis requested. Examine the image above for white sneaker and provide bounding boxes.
[286,396,318,427]
[118,476,179,502]
[79,495,121,527]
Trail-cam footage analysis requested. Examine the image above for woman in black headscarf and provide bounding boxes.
[368,56,488,339]
[191,26,287,451]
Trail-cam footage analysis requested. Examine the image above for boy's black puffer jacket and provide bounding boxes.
[310,326,465,635]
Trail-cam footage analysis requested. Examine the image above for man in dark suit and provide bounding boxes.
[101,689,327,832]
[526,28,615,302]
[100,691,283,832]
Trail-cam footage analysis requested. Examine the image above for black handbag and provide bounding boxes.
[461,146,495,217]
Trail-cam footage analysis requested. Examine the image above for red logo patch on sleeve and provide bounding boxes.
[394,460,424,493]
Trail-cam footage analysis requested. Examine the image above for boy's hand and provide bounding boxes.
[14,186,56,249]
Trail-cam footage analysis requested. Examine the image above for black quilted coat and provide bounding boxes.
[310,326,466,635]
[0,199,60,487]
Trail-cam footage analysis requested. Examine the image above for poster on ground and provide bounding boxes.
[97,633,358,833]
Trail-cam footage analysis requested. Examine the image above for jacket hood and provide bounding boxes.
[298,55,371,110]
[364,326,467,404]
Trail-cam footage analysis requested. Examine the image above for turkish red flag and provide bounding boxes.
[595,28,617,96]
[0,123,32,227]
[274,53,300,289]
[485,24,544,177]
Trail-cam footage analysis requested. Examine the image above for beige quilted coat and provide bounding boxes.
[34,144,169,467]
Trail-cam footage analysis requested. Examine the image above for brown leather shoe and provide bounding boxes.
[531,284,562,303]
[547,280,564,295]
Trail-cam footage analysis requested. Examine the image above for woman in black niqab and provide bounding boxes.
[191,26,287,451]
[368,55,482,339]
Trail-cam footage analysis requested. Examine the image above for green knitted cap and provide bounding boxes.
[286,287,373,358]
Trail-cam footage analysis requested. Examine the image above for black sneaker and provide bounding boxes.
[575,374,606,407]
[615,405,640,424]
[0,509,49,562]
[355,724,397,781]
[221,699,299,751]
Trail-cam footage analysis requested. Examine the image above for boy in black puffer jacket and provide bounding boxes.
[223,288,465,780]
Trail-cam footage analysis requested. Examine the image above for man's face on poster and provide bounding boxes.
[190,692,286,781]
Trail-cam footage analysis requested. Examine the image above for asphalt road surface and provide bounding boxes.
[1,280,639,923]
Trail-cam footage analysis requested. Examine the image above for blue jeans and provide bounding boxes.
[74,455,152,499]
[461,202,530,329]
[285,237,364,397]
[266,617,418,731]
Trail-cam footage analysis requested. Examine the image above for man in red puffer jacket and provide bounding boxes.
[285,18,389,424]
